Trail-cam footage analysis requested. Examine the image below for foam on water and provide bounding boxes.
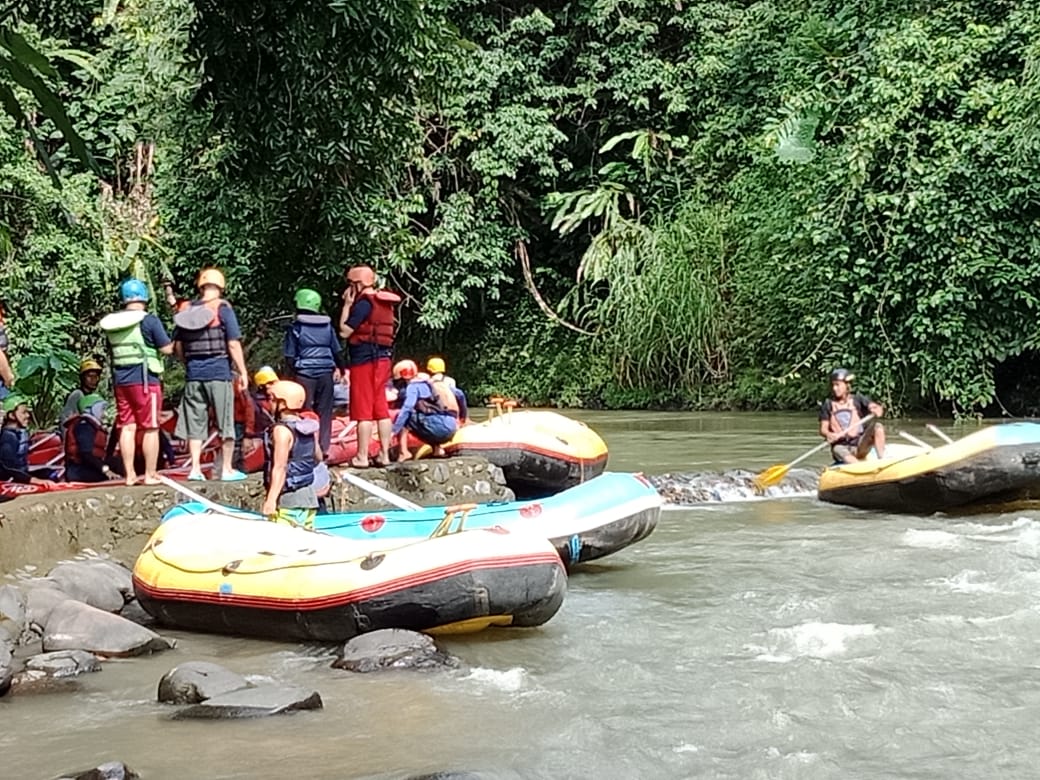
[902,528,963,549]
[754,621,879,662]
[464,666,527,692]
[936,569,1001,594]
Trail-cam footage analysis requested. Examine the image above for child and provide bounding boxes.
[262,380,322,529]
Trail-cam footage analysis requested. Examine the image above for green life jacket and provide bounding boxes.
[99,309,164,376]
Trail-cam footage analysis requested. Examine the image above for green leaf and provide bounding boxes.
[0,29,58,79]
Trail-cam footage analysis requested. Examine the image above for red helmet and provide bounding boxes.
[392,359,418,380]
[345,265,376,287]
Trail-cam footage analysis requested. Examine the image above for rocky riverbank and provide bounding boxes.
[0,456,513,574]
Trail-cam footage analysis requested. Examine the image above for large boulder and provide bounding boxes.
[23,580,72,636]
[158,661,251,704]
[332,628,461,673]
[47,560,127,612]
[0,636,12,696]
[0,584,26,639]
[43,601,174,657]
[53,761,140,780]
[170,686,322,720]
[26,649,102,678]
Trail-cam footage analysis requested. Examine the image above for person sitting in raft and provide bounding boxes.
[59,358,104,428]
[819,368,886,464]
[426,356,468,424]
[262,380,323,529]
[0,395,55,485]
[64,393,122,483]
[391,360,459,461]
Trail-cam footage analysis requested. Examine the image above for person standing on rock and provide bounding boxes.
[284,288,345,454]
[172,268,249,482]
[337,265,398,468]
[99,279,174,486]
[262,381,322,529]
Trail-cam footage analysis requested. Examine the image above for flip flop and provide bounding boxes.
[348,457,370,469]
[187,472,206,482]
[221,470,247,483]
[372,458,391,468]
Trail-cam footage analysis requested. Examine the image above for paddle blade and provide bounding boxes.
[753,464,788,491]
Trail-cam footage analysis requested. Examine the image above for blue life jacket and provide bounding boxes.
[263,417,318,493]
[0,426,29,476]
[289,314,337,374]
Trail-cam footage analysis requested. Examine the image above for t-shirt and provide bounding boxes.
[344,298,393,366]
[176,304,242,382]
[114,313,172,387]
[59,388,85,428]
[819,394,872,441]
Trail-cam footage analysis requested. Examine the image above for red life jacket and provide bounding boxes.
[63,415,108,465]
[348,289,400,347]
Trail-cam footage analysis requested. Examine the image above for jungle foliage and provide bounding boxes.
[3,1,1040,415]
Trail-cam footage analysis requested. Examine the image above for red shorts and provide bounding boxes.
[349,358,391,421]
[115,383,162,429]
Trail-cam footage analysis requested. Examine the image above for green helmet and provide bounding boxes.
[77,393,106,414]
[294,288,322,312]
[2,394,28,413]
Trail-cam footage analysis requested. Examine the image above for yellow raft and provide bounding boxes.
[440,408,608,495]
[818,422,1040,513]
[133,513,567,641]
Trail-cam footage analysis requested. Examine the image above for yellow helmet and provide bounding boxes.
[253,366,278,387]
[268,380,306,411]
[426,356,446,375]
[79,358,103,374]
[196,267,226,291]
[392,359,418,380]
[345,265,376,287]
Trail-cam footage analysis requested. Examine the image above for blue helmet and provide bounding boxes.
[120,278,149,303]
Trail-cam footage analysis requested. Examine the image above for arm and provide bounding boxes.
[262,425,292,516]
[0,349,13,387]
[173,340,184,362]
[227,340,248,391]
[339,298,371,340]
[392,384,420,436]
[330,326,346,369]
[283,325,298,372]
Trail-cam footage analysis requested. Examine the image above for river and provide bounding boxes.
[5,411,1040,779]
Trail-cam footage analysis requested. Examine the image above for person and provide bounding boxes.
[337,265,399,468]
[284,288,346,454]
[172,268,249,482]
[100,278,175,486]
[0,395,54,485]
[262,380,322,529]
[819,368,886,463]
[391,360,459,460]
[59,358,104,428]
[0,300,15,401]
[63,393,122,483]
[426,356,468,423]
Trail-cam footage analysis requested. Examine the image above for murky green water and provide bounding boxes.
[5,411,1039,779]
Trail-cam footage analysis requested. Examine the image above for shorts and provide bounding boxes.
[831,421,882,462]
[115,383,162,429]
[177,380,235,441]
[349,357,391,421]
[408,412,458,446]
[269,507,316,530]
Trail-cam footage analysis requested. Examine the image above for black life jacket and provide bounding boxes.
[263,418,318,493]
[175,299,230,360]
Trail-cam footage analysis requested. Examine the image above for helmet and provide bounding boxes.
[77,392,106,414]
[1,394,28,414]
[393,359,418,380]
[426,357,446,375]
[253,366,278,387]
[830,368,855,383]
[345,265,376,287]
[79,358,103,374]
[268,380,306,411]
[196,268,226,291]
[294,288,322,312]
[120,278,149,303]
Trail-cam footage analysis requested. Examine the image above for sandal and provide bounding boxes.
[348,457,370,469]
[372,457,391,468]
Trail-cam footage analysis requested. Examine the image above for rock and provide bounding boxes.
[170,685,322,719]
[47,561,126,612]
[23,584,70,641]
[117,599,155,627]
[25,649,101,678]
[158,661,251,704]
[0,636,12,696]
[332,628,461,673]
[404,774,482,780]
[53,761,140,780]
[43,600,175,657]
[0,583,26,639]
[649,467,820,505]
[431,462,449,484]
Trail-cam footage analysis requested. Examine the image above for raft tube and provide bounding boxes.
[133,513,566,642]
[817,422,1040,513]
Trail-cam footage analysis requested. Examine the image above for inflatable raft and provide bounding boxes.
[164,471,660,567]
[133,513,566,641]
[438,409,608,495]
[818,422,1040,513]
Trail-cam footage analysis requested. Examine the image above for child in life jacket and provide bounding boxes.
[262,380,323,529]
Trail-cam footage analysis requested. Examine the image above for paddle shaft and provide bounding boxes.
[783,413,876,470]
[339,470,422,511]
[926,423,954,444]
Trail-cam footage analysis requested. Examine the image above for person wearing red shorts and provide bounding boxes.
[99,279,174,485]
[338,265,400,468]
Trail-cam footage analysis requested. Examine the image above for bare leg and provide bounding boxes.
[142,428,160,483]
[188,439,203,476]
[120,423,138,486]
[354,421,372,466]
[220,438,236,477]
[376,417,392,465]
[872,423,886,459]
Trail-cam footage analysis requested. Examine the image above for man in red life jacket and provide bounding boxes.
[818,368,886,463]
[64,393,122,483]
[337,265,398,468]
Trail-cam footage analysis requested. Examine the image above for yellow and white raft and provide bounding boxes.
[440,408,608,495]
[133,513,567,642]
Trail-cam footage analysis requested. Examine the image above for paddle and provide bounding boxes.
[156,475,261,519]
[338,469,421,511]
[753,414,875,491]
[926,423,954,444]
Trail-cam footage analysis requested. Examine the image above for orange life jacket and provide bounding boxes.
[63,415,108,465]
[348,289,400,347]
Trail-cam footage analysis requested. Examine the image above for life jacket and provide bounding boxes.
[414,378,459,417]
[63,415,107,466]
[174,298,230,360]
[348,289,400,347]
[99,309,164,376]
[263,417,318,493]
[290,314,337,372]
[0,425,28,470]
[827,397,863,444]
